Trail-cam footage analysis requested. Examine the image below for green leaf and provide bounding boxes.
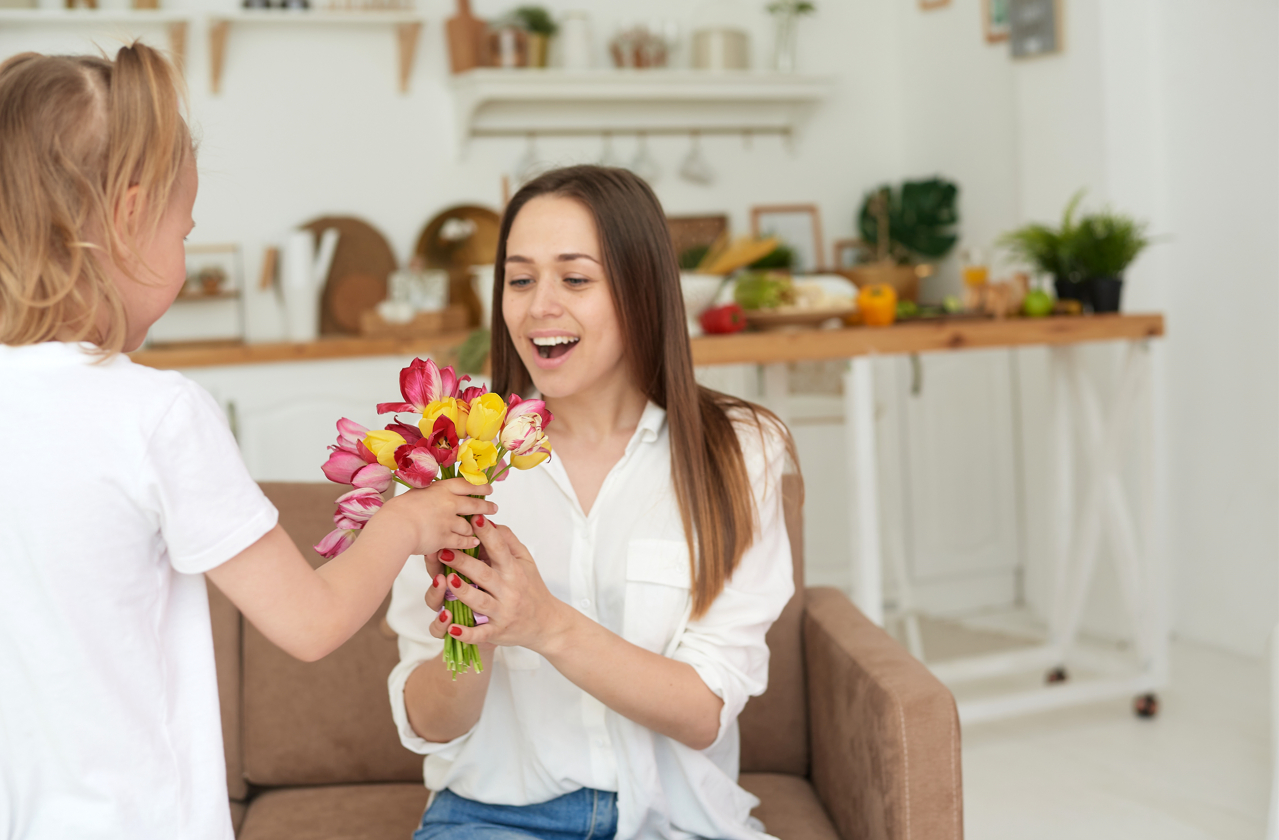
[457,328,491,375]
[857,177,960,263]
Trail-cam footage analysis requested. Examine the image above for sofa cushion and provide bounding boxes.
[738,474,808,776]
[209,578,247,801]
[237,783,429,840]
[243,484,421,787]
[740,772,841,840]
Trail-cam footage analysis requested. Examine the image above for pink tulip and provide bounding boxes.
[321,449,366,485]
[376,358,470,414]
[394,441,439,489]
[352,463,393,493]
[333,487,383,528]
[334,418,369,453]
[506,394,553,429]
[315,528,357,559]
[458,384,488,404]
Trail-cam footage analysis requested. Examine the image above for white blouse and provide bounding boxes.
[386,401,793,840]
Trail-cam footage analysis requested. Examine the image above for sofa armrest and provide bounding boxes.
[803,587,963,840]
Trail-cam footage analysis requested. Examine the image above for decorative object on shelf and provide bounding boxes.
[147,243,246,345]
[848,177,958,301]
[919,0,950,9]
[447,0,488,73]
[281,228,340,342]
[489,16,528,68]
[381,258,449,323]
[831,238,860,269]
[510,6,555,68]
[1071,210,1150,313]
[609,22,670,68]
[1010,0,1060,58]
[241,0,270,9]
[360,304,469,338]
[983,0,1009,42]
[132,0,159,10]
[691,27,748,70]
[558,11,592,70]
[469,265,496,329]
[766,1,814,73]
[629,132,660,183]
[679,273,725,336]
[963,271,1028,318]
[63,0,95,9]
[678,131,715,185]
[750,203,824,273]
[182,244,243,299]
[667,213,729,268]
[960,246,989,287]
[298,216,393,335]
[415,205,501,327]
[999,190,1087,307]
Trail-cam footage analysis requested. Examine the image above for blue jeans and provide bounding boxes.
[414,788,618,840]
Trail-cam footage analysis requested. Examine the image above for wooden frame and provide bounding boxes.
[984,0,1010,43]
[1010,0,1063,59]
[832,238,862,269]
[919,0,950,9]
[750,204,825,273]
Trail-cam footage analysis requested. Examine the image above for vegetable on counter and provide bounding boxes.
[733,271,793,310]
[699,303,748,334]
[857,283,898,327]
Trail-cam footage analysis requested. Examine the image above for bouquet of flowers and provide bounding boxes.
[315,357,552,676]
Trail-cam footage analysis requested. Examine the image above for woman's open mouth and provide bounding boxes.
[532,335,579,359]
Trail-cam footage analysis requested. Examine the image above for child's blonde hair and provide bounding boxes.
[0,42,190,354]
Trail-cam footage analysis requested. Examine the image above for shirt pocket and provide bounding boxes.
[623,539,693,654]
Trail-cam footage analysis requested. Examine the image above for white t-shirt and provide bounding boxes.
[0,342,278,840]
[387,401,793,840]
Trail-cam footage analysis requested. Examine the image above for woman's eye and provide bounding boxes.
[507,276,532,288]
[564,275,590,287]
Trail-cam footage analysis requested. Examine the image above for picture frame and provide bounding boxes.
[147,243,245,346]
[182,243,243,299]
[1009,0,1062,59]
[750,204,825,273]
[919,0,950,9]
[984,0,1010,43]
[832,238,864,270]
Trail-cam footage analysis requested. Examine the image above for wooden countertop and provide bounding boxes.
[130,314,1165,371]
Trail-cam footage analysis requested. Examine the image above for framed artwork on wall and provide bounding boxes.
[750,204,825,273]
[919,0,950,10]
[984,0,1010,42]
[1010,0,1062,58]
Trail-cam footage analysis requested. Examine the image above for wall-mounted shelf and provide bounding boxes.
[0,9,192,72]
[449,68,836,152]
[207,11,423,95]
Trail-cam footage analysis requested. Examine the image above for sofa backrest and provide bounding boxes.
[211,476,807,794]
[738,474,808,776]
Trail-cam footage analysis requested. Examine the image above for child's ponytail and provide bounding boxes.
[0,42,189,354]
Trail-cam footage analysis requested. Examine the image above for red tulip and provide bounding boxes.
[458,384,488,404]
[376,358,469,414]
[424,415,460,469]
[384,419,423,445]
[394,441,440,489]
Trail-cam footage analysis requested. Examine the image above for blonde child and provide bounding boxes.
[0,44,493,839]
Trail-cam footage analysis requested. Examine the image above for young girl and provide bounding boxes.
[386,165,800,840]
[0,45,495,839]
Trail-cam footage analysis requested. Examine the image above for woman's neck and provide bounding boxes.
[544,373,648,445]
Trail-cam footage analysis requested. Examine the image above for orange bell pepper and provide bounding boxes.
[857,283,898,327]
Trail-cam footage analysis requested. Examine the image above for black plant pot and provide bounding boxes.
[1053,275,1093,311]
[1091,275,1124,313]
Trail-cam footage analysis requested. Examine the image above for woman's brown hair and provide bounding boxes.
[0,42,190,354]
[491,165,800,618]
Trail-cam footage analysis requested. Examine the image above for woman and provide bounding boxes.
[386,165,799,840]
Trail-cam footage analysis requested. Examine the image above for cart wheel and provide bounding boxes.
[1133,693,1159,718]
[1045,666,1068,684]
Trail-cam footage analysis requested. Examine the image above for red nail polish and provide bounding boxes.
[474,514,485,528]
[450,574,462,589]
[440,549,454,562]
[438,608,448,623]
[431,575,441,588]
[448,625,463,637]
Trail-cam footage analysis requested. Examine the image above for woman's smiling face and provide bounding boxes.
[502,194,628,400]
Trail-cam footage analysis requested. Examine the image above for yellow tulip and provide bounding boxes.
[511,437,551,470]
[362,429,407,469]
[420,398,467,438]
[456,438,498,485]
[466,392,508,442]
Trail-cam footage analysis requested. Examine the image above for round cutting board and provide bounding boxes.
[303,216,398,335]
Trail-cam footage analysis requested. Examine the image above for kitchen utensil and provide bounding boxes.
[446,0,489,73]
[691,28,749,70]
[415,205,501,328]
[560,11,593,70]
[470,265,497,330]
[678,132,714,185]
[302,216,396,335]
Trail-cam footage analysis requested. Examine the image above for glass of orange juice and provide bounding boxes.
[961,247,989,287]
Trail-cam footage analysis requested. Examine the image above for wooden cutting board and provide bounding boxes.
[414,205,501,328]
[303,216,398,335]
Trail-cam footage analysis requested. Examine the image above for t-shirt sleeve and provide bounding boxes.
[669,415,794,750]
[139,379,278,575]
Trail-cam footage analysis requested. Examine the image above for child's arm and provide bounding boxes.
[207,478,495,662]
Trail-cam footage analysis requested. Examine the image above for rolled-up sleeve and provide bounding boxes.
[386,553,477,758]
[670,418,794,748]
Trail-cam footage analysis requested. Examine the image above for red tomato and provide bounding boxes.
[699,303,747,334]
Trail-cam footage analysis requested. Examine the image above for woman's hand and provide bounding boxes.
[428,516,575,654]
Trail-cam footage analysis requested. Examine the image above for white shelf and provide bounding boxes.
[206,10,424,95]
[0,8,193,23]
[449,68,836,151]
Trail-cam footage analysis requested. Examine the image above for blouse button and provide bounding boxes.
[579,599,591,610]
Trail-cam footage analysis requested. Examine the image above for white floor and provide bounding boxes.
[953,638,1270,840]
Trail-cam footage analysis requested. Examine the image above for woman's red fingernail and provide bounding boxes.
[432,575,441,589]
[438,608,448,623]
[450,574,463,589]
[440,549,454,562]
[448,625,463,637]
[474,514,485,528]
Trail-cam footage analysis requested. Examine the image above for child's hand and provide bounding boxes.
[377,478,497,558]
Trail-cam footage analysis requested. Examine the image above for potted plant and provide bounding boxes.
[848,177,958,302]
[1071,210,1149,313]
[1000,192,1088,307]
[767,1,816,72]
[511,6,557,68]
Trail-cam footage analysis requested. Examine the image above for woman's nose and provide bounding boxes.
[528,273,563,319]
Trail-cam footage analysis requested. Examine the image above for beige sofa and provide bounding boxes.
[209,479,962,839]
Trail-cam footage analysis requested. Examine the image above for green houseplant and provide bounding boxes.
[848,177,959,302]
[1071,211,1149,312]
[999,191,1087,307]
[511,6,557,67]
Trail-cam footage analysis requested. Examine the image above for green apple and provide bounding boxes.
[1023,289,1053,318]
